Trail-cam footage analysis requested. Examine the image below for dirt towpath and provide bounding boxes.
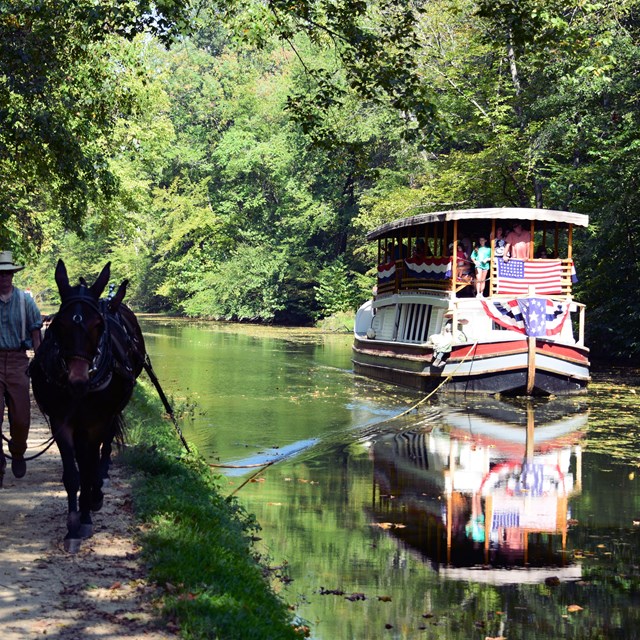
[0,402,176,639]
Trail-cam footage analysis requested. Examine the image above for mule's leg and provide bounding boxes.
[98,435,113,487]
[53,422,84,551]
[74,434,101,540]
[0,445,6,488]
[54,424,80,513]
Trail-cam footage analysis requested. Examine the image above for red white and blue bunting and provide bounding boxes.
[404,256,452,280]
[481,297,571,337]
[377,261,396,284]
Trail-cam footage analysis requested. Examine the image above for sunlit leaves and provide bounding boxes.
[0,0,193,252]
[202,0,435,143]
[314,257,362,317]
[179,243,290,321]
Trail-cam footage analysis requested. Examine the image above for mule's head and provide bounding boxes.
[52,260,110,395]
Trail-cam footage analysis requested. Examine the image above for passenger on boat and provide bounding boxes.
[430,322,466,367]
[412,238,433,259]
[461,236,473,257]
[535,245,548,258]
[492,226,507,259]
[471,237,491,298]
[503,223,531,261]
[392,243,409,260]
[451,243,474,282]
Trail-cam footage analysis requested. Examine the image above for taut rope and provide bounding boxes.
[225,342,479,495]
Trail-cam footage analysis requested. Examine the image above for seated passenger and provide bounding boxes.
[456,244,473,281]
[430,324,454,367]
[412,238,426,258]
[430,322,467,367]
[392,243,409,260]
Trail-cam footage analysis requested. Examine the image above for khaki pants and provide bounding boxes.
[0,351,31,457]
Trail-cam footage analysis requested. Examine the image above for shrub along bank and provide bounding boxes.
[122,382,303,640]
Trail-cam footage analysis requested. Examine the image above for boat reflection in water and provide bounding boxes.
[369,398,587,584]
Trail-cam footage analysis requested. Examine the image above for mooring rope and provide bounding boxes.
[142,354,191,453]
[380,341,479,423]
[226,460,279,498]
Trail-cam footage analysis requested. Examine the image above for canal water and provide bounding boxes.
[139,316,640,640]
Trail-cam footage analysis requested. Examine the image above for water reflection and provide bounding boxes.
[137,318,639,638]
[369,398,587,583]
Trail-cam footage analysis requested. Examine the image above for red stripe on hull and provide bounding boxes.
[354,337,590,367]
[449,340,589,366]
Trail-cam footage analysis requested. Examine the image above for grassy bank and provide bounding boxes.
[122,381,304,640]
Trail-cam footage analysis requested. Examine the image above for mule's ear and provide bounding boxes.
[90,262,111,299]
[54,260,71,298]
[108,279,128,313]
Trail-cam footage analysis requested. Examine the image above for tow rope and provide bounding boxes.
[142,354,191,454]
[226,341,480,496]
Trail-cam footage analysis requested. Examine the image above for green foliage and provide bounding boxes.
[313,257,359,318]
[180,244,290,322]
[315,310,354,332]
[204,0,435,143]
[8,0,640,358]
[123,383,300,640]
[0,1,192,253]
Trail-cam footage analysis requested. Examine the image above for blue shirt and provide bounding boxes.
[0,288,42,350]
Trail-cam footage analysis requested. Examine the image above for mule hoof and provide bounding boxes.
[79,523,93,539]
[64,537,83,554]
[67,511,81,536]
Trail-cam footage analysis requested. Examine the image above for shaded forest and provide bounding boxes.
[2,0,639,360]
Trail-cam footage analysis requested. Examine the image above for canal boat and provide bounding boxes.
[353,207,589,395]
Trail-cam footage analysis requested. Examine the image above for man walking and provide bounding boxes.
[0,251,42,478]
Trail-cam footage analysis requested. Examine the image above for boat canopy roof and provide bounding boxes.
[366,207,589,241]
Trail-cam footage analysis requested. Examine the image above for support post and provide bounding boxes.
[526,336,536,395]
[526,285,536,395]
[451,221,458,288]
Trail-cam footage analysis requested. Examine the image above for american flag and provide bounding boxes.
[496,258,564,295]
[517,297,548,337]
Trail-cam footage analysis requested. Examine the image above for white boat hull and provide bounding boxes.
[353,297,589,396]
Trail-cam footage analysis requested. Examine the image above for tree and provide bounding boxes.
[0,0,192,255]
[199,0,434,143]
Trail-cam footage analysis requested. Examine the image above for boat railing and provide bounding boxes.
[376,257,577,299]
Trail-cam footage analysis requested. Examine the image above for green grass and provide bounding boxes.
[122,381,304,640]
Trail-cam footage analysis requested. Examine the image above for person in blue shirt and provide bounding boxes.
[492,226,507,259]
[0,251,42,479]
[471,236,491,298]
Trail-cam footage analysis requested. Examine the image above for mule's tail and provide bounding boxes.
[113,413,127,450]
[100,413,127,483]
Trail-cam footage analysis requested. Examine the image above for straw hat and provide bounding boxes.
[444,311,468,323]
[0,251,24,272]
